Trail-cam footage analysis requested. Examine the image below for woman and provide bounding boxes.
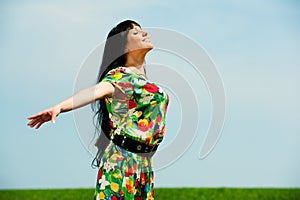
[27,20,169,200]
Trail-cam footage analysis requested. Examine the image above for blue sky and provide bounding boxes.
[1,0,299,189]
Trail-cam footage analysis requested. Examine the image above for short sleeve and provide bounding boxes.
[101,67,134,94]
[101,67,135,125]
[101,67,126,84]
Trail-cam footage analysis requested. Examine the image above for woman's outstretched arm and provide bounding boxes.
[27,82,115,129]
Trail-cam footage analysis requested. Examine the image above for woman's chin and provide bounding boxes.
[145,43,154,51]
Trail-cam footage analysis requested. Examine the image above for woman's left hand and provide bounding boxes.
[27,104,61,129]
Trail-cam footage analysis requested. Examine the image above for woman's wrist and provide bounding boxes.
[54,102,64,113]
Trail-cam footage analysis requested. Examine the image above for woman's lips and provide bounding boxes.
[143,37,150,42]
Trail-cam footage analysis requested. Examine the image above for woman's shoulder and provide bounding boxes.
[105,66,127,75]
[102,66,134,84]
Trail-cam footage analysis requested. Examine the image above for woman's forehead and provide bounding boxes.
[131,24,142,30]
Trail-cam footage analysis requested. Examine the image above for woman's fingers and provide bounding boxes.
[27,120,33,126]
[36,121,44,129]
[27,111,45,119]
[31,118,45,129]
[27,106,60,129]
[27,118,38,126]
[28,118,40,128]
[27,114,45,128]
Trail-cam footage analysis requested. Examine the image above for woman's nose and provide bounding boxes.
[142,30,148,36]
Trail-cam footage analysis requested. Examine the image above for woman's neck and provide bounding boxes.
[125,52,146,75]
[125,52,145,67]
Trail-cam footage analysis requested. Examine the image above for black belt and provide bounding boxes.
[112,134,158,153]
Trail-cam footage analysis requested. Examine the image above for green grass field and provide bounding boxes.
[0,188,299,200]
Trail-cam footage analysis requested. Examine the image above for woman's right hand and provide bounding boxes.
[27,104,61,129]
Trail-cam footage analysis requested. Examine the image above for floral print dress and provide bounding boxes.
[94,66,169,200]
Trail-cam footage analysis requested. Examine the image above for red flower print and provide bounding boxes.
[97,169,102,181]
[111,195,117,200]
[138,119,153,132]
[128,167,133,174]
[128,100,137,109]
[137,119,149,132]
[116,68,126,73]
[140,173,146,185]
[143,83,159,93]
[110,71,116,76]
[148,121,153,128]
[156,115,161,122]
[146,137,151,145]
[125,172,133,177]
[126,179,134,194]
[109,119,113,127]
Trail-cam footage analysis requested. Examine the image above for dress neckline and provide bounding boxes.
[123,66,149,80]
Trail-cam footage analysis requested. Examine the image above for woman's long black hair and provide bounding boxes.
[91,20,141,167]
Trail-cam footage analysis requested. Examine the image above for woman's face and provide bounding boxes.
[125,24,153,54]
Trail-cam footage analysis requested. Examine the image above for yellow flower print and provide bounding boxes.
[112,73,123,80]
[110,182,119,193]
[136,111,143,118]
[125,178,134,194]
[138,119,148,127]
[147,192,153,199]
[112,172,122,179]
[150,100,157,106]
[98,191,105,199]
[138,118,153,132]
